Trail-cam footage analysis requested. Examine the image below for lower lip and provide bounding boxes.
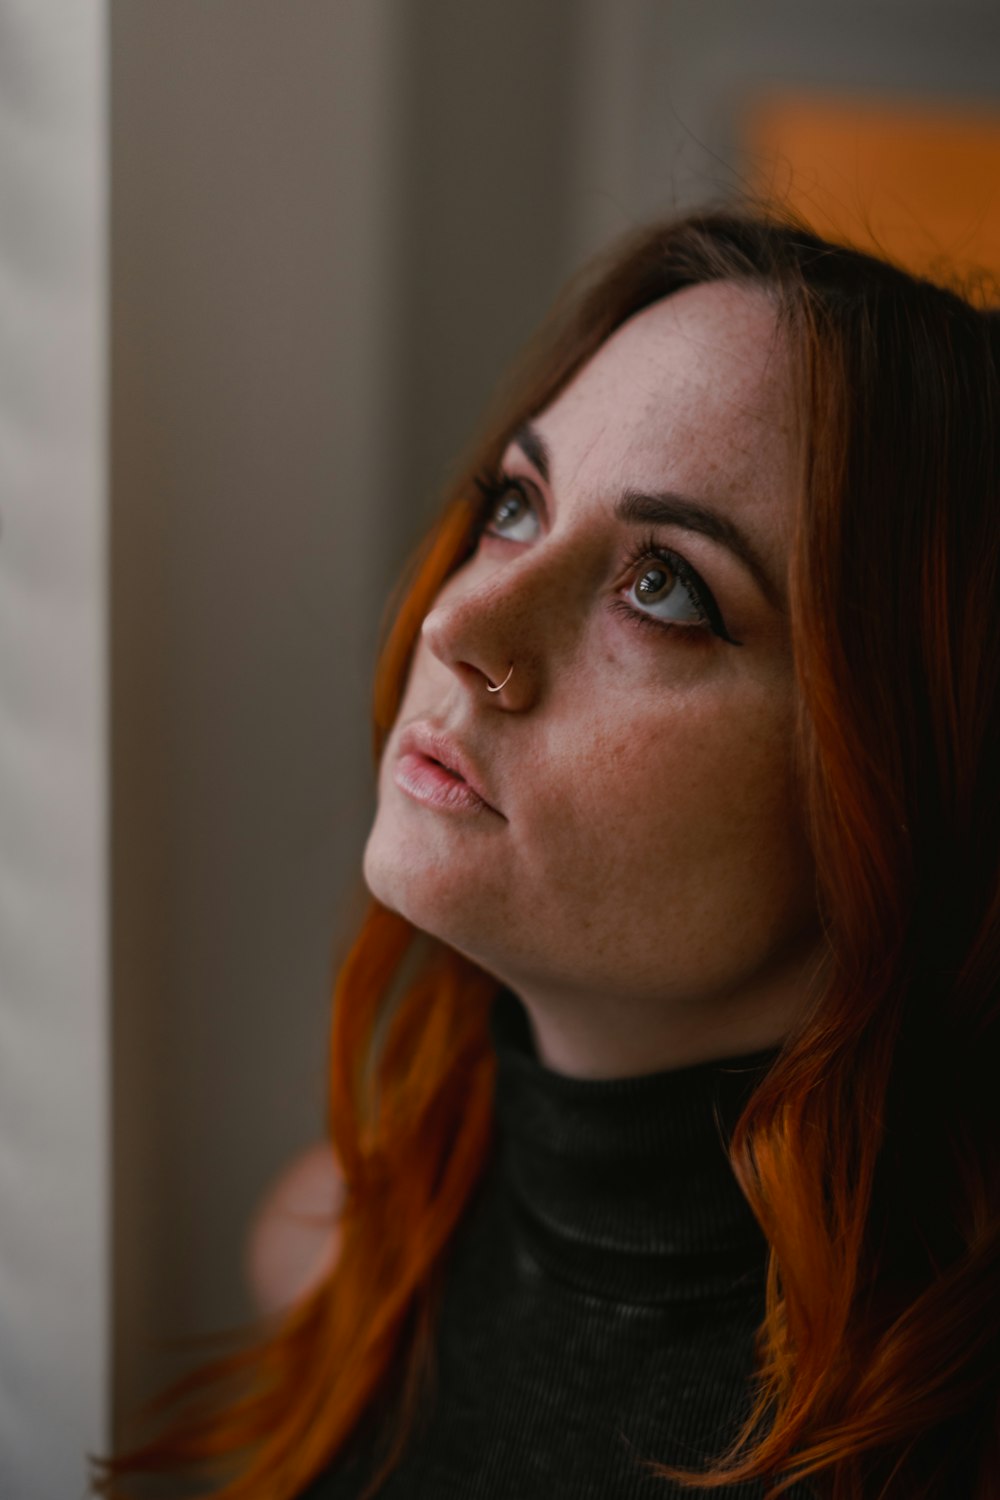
[394,751,495,814]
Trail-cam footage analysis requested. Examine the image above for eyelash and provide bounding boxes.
[470,471,742,647]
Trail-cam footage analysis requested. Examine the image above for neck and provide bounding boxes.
[506,983,802,1080]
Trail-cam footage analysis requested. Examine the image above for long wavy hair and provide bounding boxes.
[91,209,1000,1500]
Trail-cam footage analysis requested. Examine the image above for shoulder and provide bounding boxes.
[245,1141,346,1315]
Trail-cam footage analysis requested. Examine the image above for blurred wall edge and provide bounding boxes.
[0,3,111,1498]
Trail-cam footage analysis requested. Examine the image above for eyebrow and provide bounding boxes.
[510,420,785,614]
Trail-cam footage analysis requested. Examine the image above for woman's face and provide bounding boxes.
[364,279,822,1075]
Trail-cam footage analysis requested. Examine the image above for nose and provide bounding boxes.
[420,552,557,711]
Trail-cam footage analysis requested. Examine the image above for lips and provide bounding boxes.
[396,723,501,814]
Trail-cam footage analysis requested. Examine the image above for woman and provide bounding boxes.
[92,210,1000,1499]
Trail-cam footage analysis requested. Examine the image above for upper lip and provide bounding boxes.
[397,722,502,813]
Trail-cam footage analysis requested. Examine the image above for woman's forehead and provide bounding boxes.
[531,281,795,512]
[562,282,785,421]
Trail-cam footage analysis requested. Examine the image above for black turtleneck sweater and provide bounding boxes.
[299,988,815,1499]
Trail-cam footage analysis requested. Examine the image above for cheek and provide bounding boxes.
[520,695,803,905]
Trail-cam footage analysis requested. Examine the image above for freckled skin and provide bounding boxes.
[363,281,824,1078]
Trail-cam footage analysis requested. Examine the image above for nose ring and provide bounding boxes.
[485,664,514,693]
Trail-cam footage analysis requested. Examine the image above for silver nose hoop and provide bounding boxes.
[485,664,514,693]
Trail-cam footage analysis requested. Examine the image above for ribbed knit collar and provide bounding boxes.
[488,986,781,1308]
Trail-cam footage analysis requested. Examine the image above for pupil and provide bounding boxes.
[638,566,673,600]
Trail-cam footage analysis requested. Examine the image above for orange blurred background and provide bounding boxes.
[747,90,1000,287]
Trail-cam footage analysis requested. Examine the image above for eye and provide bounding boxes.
[472,474,541,544]
[625,547,707,629]
[470,470,742,646]
[618,535,742,645]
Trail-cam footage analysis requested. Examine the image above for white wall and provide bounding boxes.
[0,4,109,1497]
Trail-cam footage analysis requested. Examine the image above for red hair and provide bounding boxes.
[91,210,1000,1499]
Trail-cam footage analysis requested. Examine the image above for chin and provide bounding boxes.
[361,825,488,965]
[361,825,404,914]
[363,821,443,927]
